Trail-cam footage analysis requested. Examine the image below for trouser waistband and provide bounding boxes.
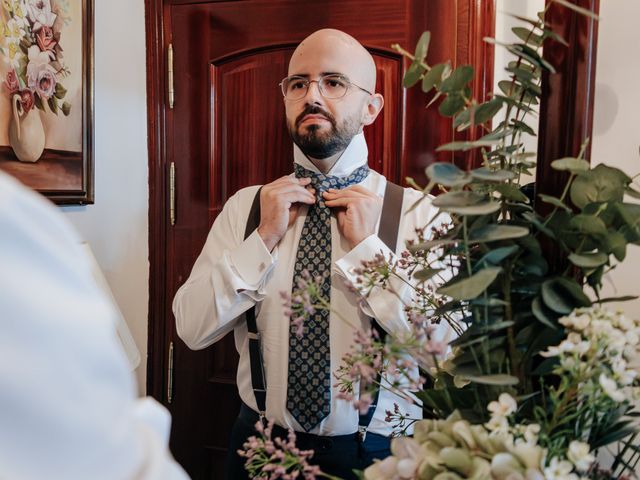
[238,402,360,449]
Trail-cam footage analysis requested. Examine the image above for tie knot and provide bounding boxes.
[294,163,370,194]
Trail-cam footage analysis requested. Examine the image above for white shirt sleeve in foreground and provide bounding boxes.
[0,173,188,480]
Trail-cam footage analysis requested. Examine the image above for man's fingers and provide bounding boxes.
[283,190,316,205]
[324,187,378,200]
[324,197,358,208]
[266,184,315,199]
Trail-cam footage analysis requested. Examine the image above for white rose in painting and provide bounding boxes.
[26,44,54,84]
[26,0,57,31]
[567,441,595,473]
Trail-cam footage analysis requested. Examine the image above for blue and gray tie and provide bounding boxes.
[286,163,370,432]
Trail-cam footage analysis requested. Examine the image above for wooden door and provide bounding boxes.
[146,1,495,478]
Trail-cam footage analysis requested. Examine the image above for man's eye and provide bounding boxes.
[290,81,306,90]
[326,78,346,88]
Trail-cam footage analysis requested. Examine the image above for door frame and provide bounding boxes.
[143,0,600,405]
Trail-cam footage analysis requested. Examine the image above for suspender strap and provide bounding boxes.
[244,188,267,415]
[244,181,405,429]
[378,180,404,253]
[357,180,404,441]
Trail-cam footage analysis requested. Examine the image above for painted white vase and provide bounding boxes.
[8,93,45,163]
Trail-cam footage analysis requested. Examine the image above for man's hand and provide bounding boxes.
[257,176,316,251]
[323,185,382,250]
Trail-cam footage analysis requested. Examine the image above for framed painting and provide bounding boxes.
[0,0,93,204]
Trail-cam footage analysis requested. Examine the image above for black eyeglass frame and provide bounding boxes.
[278,74,373,100]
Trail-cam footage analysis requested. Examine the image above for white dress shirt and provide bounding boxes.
[0,172,188,480]
[174,133,448,436]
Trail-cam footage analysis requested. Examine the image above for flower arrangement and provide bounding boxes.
[1,0,71,117]
[239,1,640,479]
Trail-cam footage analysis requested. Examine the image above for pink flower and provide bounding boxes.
[34,69,56,99]
[36,26,57,53]
[4,69,19,94]
[18,89,35,114]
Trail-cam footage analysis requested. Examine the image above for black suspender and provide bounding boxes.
[242,180,405,432]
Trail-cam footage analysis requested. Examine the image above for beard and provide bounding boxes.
[288,105,360,159]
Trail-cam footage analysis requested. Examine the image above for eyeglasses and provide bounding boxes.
[279,74,372,101]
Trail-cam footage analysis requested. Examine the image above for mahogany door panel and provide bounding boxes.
[155,1,495,478]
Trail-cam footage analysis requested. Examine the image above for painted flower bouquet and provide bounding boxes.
[240,2,640,479]
[1,0,71,117]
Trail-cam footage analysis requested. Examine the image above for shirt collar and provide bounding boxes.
[293,132,369,177]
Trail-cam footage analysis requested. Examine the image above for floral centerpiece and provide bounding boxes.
[1,0,71,116]
[240,1,640,479]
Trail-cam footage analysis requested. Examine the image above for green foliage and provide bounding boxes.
[391,3,640,478]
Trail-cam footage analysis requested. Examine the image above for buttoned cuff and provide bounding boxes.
[334,234,392,284]
[228,228,277,288]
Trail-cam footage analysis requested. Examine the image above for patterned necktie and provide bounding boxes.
[286,162,370,432]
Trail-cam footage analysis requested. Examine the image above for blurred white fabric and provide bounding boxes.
[80,241,141,371]
[0,171,188,480]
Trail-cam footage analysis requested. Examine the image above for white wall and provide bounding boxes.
[592,1,640,322]
[62,0,148,392]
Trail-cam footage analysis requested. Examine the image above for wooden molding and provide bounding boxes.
[145,0,167,400]
[536,0,600,204]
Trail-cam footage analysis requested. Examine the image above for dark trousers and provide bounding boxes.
[225,403,391,480]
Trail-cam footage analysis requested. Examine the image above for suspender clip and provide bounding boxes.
[357,425,368,443]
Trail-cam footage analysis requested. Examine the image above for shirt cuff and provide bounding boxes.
[228,228,277,288]
[334,234,392,285]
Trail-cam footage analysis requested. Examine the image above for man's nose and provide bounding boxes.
[304,80,324,103]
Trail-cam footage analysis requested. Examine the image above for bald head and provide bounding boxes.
[288,29,377,92]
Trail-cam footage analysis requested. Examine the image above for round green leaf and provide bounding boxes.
[568,252,608,268]
[426,163,471,187]
[470,167,516,182]
[570,214,607,236]
[432,191,484,208]
[403,60,424,88]
[414,31,431,62]
[570,164,629,208]
[413,268,442,282]
[532,296,558,329]
[537,194,571,212]
[469,225,529,243]
[541,278,591,314]
[550,157,590,173]
[422,63,449,93]
[437,267,502,300]
[494,183,530,203]
[473,98,503,124]
[440,65,474,93]
[474,245,519,269]
[439,94,466,116]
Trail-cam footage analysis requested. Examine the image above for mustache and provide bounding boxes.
[295,106,336,128]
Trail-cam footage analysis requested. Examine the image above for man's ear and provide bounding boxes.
[361,93,384,126]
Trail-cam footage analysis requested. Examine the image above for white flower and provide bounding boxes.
[26,44,54,87]
[486,414,510,434]
[560,313,591,331]
[26,0,56,31]
[4,42,25,69]
[567,441,595,473]
[612,358,637,386]
[544,457,578,480]
[5,17,26,42]
[522,423,541,444]
[488,393,518,418]
[364,456,398,480]
[599,373,626,402]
